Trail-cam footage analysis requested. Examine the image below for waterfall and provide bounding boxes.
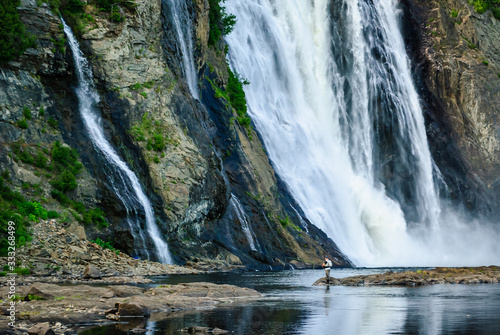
[62,19,172,264]
[164,0,199,99]
[225,0,499,266]
[230,194,258,251]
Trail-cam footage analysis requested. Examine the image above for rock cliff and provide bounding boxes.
[403,0,500,216]
[0,0,350,269]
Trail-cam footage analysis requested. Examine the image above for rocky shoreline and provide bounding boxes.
[313,266,500,287]
[0,220,256,334]
[0,281,261,334]
[2,220,244,283]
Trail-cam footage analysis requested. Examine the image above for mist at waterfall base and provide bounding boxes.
[62,20,172,263]
[224,0,500,267]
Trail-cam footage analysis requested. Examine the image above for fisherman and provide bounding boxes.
[322,257,333,284]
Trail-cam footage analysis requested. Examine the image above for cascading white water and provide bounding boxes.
[225,0,499,266]
[164,0,199,99]
[230,194,258,251]
[62,19,172,263]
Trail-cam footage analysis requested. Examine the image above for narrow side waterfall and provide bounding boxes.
[230,194,258,251]
[62,19,172,263]
[225,0,500,266]
[164,0,199,99]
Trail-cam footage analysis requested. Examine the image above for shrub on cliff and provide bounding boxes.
[0,176,35,256]
[51,170,77,192]
[51,141,83,176]
[227,66,252,134]
[208,0,236,46]
[0,0,36,64]
[470,0,500,19]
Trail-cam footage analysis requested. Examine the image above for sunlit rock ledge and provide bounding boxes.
[0,282,262,334]
[313,266,500,286]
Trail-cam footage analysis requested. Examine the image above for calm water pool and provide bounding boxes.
[80,268,500,334]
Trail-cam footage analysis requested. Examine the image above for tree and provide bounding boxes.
[0,0,36,64]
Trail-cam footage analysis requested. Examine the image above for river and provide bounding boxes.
[80,269,500,334]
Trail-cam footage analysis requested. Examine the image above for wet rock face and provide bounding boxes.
[75,0,351,267]
[0,2,100,210]
[402,0,500,216]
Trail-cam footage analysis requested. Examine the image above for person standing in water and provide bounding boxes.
[322,257,333,284]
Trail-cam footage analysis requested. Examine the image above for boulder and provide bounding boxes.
[181,326,229,334]
[66,222,87,240]
[28,323,55,335]
[117,302,150,317]
[24,287,54,301]
[83,264,101,279]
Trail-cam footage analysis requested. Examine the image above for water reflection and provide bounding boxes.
[79,270,500,334]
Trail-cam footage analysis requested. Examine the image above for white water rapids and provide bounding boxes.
[223,0,500,266]
[62,19,172,263]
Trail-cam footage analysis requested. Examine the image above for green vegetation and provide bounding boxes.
[51,37,67,53]
[17,119,28,129]
[462,36,477,49]
[208,0,236,46]
[23,107,32,120]
[27,294,44,301]
[129,113,178,157]
[40,0,137,36]
[149,134,165,152]
[51,141,83,176]
[48,116,59,129]
[223,66,252,136]
[9,294,22,302]
[206,65,252,139]
[0,175,37,256]
[279,216,301,232]
[483,60,489,65]
[34,150,47,168]
[451,9,458,17]
[142,80,154,89]
[91,237,120,254]
[51,170,77,192]
[130,83,142,90]
[0,0,37,64]
[9,140,107,229]
[468,0,500,19]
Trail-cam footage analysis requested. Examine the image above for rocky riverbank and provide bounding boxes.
[1,219,246,284]
[0,281,261,334]
[0,219,260,334]
[313,266,500,286]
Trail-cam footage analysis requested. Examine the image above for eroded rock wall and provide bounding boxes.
[403,0,500,216]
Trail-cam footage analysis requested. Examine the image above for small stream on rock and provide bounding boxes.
[62,19,172,263]
[78,269,500,334]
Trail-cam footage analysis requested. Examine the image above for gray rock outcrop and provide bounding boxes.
[83,264,101,279]
[404,0,500,215]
